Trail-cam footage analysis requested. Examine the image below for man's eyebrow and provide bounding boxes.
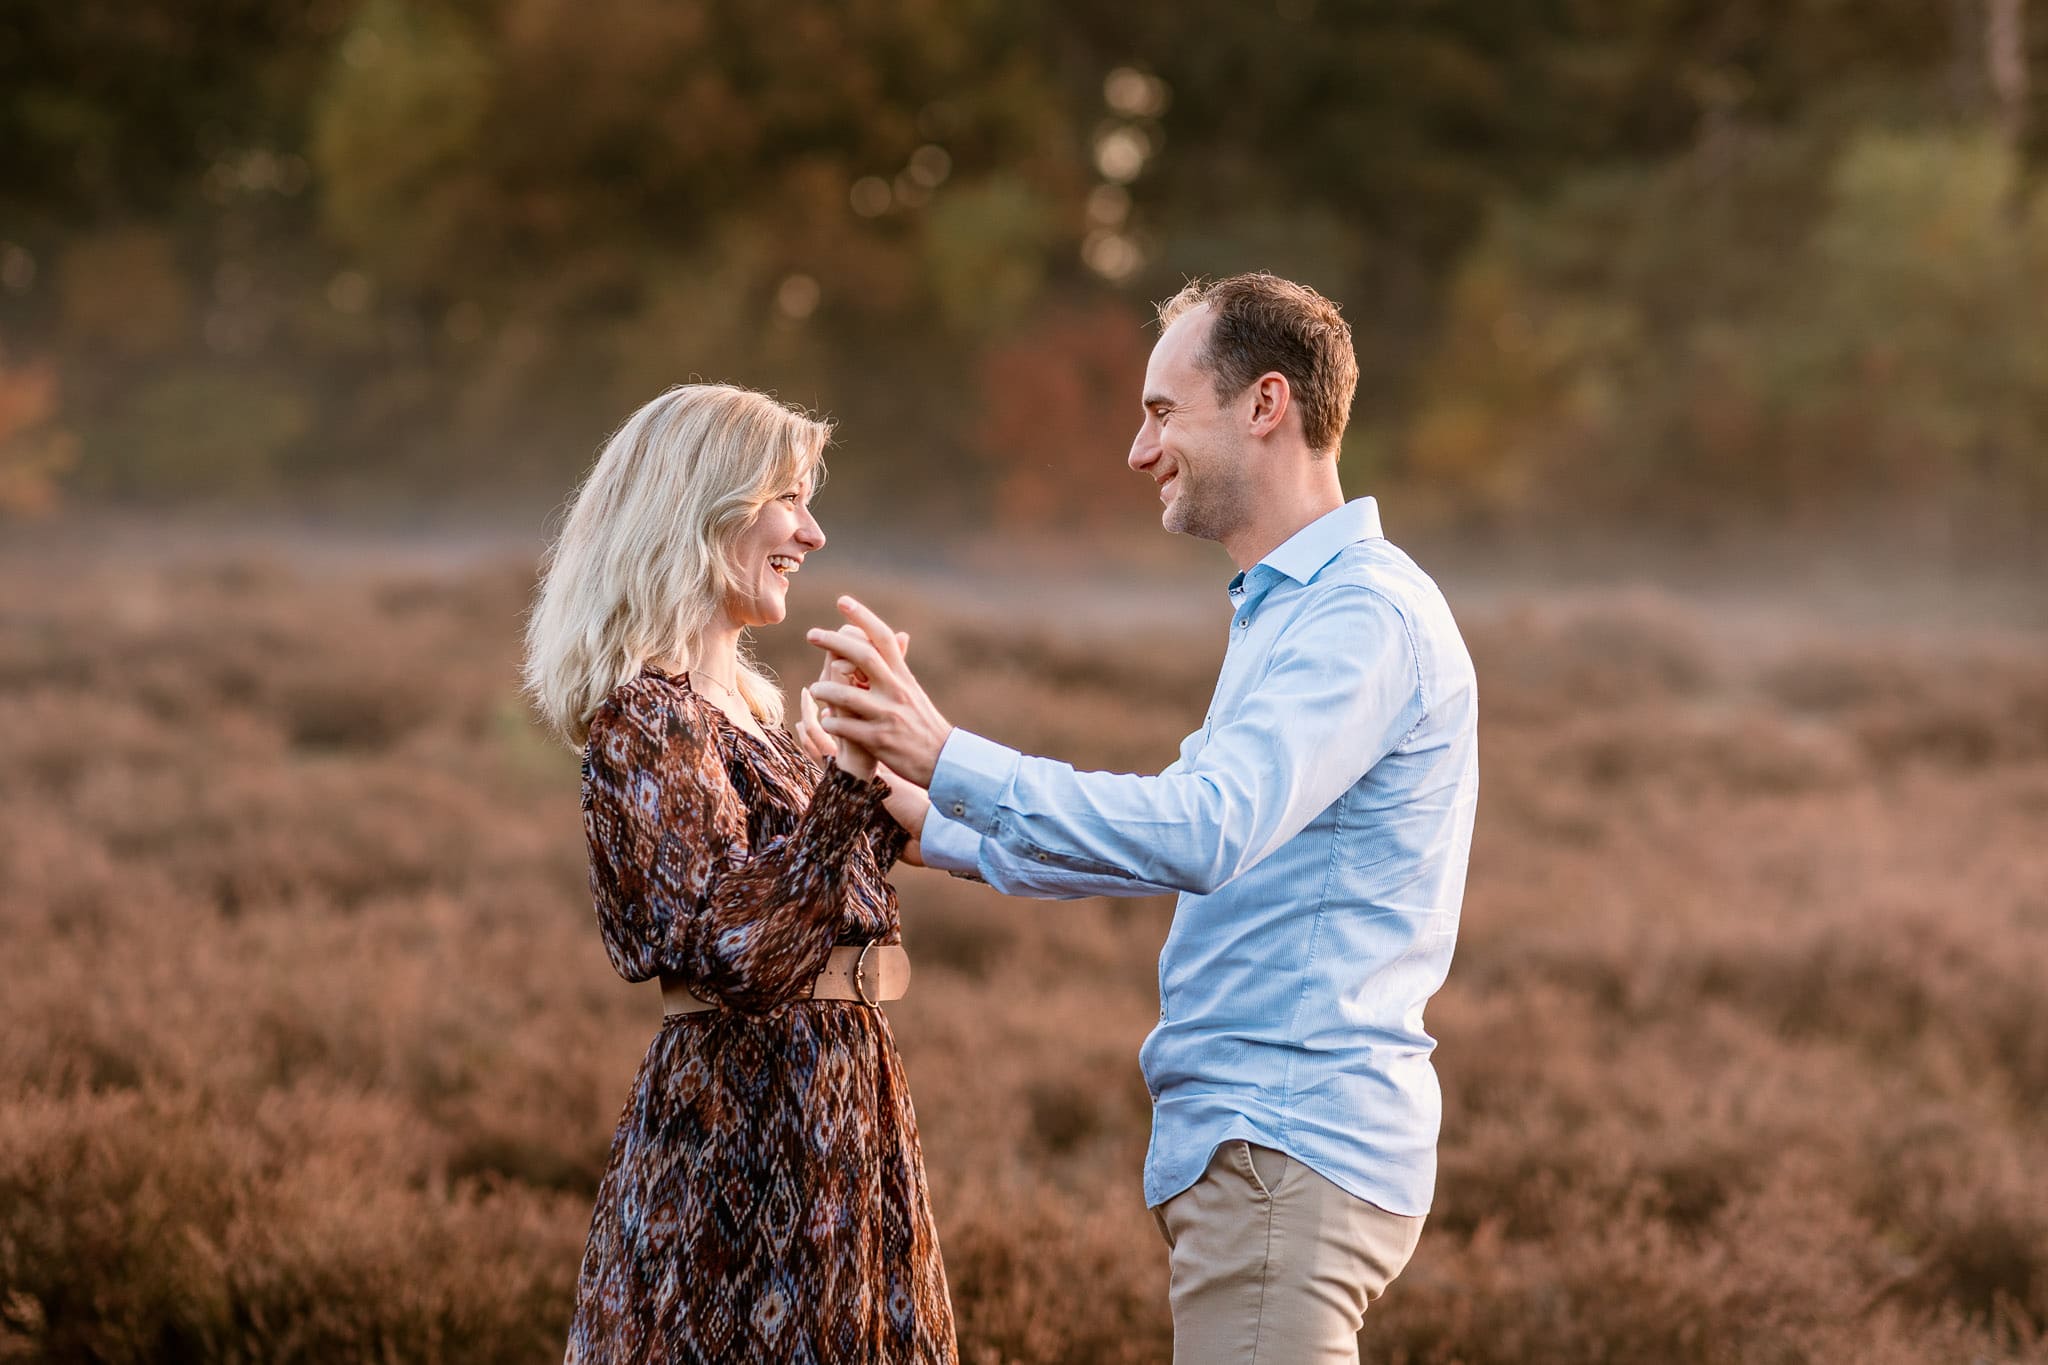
[1142,392,1175,409]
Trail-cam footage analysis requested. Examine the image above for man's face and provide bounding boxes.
[1129,306,1254,542]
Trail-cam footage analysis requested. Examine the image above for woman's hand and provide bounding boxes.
[796,685,838,763]
[799,684,875,778]
[875,760,929,865]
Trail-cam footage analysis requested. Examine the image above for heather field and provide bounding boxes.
[2,532,2045,1364]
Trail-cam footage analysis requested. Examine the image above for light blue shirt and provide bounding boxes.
[920,498,1478,1215]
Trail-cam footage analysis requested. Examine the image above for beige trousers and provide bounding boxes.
[1151,1140,1425,1365]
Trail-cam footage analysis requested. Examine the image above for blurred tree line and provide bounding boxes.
[0,0,2042,552]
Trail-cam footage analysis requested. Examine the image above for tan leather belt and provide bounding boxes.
[660,943,911,1016]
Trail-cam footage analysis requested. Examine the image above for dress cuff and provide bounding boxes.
[867,799,913,873]
[809,760,897,865]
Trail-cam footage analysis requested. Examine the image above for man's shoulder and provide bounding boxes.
[1309,537,1450,619]
[1307,540,1473,691]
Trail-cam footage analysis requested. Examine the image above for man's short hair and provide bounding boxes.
[1157,273,1358,456]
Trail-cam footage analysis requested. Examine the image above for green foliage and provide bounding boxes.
[0,0,2041,538]
[1408,118,2048,549]
[923,177,1057,335]
[312,0,495,291]
[89,369,313,496]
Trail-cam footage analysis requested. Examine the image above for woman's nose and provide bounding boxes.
[796,507,826,549]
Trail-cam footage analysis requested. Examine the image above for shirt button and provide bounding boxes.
[951,802,965,816]
[1034,852,1047,861]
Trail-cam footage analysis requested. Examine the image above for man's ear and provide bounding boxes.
[1247,372,1291,439]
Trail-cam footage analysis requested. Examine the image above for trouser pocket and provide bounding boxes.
[1240,1140,1291,1199]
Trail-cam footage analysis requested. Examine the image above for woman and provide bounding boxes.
[524,383,955,1363]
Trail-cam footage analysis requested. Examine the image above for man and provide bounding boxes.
[810,272,1478,1364]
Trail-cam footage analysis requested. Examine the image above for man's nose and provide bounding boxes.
[1129,427,1158,472]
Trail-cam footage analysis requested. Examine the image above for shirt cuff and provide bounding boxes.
[928,728,1018,838]
[919,806,985,878]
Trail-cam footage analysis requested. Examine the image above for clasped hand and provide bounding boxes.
[793,597,951,855]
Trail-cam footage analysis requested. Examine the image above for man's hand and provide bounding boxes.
[806,596,954,788]
[797,628,910,762]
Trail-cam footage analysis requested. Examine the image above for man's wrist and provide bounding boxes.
[910,725,954,788]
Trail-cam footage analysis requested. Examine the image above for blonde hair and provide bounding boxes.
[523,383,831,747]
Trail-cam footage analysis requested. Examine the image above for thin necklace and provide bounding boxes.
[688,669,768,743]
[688,669,741,704]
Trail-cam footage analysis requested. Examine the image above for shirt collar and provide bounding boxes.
[1258,497,1383,585]
[1224,497,1384,611]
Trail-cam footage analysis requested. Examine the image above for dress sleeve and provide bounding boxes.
[776,725,912,873]
[864,791,913,874]
[580,680,895,1015]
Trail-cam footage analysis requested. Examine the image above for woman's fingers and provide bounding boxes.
[797,687,836,760]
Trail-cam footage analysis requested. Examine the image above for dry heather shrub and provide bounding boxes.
[941,1192,1171,1365]
[0,1087,581,1363]
[2,546,2046,1362]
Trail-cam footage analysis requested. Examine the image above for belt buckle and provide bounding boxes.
[853,941,879,1007]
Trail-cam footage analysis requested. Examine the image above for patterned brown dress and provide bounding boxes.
[564,667,958,1364]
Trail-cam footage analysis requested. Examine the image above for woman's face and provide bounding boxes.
[723,468,825,629]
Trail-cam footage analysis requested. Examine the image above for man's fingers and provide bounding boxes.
[836,596,906,670]
[810,679,886,717]
[808,626,888,679]
[817,712,887,748]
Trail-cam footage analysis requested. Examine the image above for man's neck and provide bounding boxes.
[1220,484,1346,573]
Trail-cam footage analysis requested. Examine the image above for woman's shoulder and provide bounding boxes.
[585,669,711,753]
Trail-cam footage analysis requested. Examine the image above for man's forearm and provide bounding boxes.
[920,807,1180,899]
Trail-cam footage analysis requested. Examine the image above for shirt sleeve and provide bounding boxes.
[926,584,1424,896]
[920,802,1182,899]
[580,680,894,1015]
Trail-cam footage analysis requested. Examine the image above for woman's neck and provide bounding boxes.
[690,619,743,691]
